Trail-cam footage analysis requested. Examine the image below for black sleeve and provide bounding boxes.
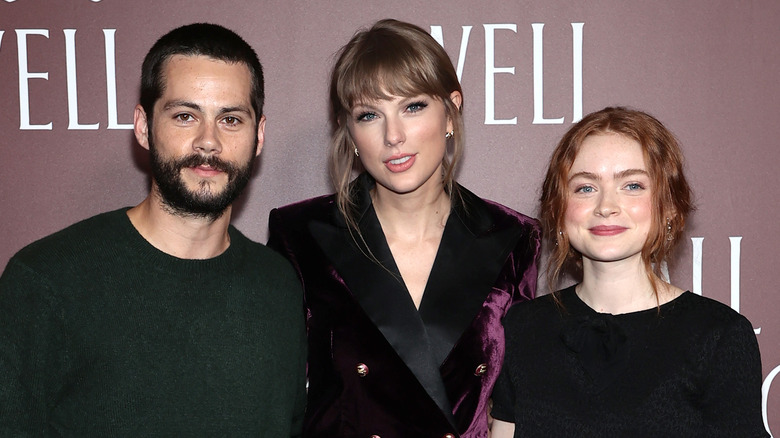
[700,315,769,437]
[0,257,65,435]
[490,356,516,422]
[490,306,521,423]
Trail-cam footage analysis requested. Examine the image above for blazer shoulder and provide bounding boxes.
[453,185,541,252]
[481,197,540,231]
[269,194,336,229]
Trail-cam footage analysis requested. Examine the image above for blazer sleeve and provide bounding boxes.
[508,219,542,306]
[267,208,295,267]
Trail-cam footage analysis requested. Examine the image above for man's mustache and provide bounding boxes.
[176,154,238,174]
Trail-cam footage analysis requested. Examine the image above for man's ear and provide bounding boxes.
[134,105,150,150]
[255,115,266,157]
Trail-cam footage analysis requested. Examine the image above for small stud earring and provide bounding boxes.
[666,218,673,241]
[445,130,454,139]
[354,147,359,157]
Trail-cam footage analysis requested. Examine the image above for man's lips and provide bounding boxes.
[188,164,224,177]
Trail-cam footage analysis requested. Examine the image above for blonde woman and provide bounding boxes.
[268,19,540,438]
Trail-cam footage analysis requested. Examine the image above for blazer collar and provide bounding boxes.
[309,187,455,419]
[309,173,524,420]
[348,172,494,236]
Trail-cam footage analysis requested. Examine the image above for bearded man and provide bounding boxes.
[0,23,306,437]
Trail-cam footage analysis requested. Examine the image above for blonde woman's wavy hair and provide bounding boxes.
[328,19,464,230]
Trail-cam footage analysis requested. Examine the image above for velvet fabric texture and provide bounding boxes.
[268,174,540,438]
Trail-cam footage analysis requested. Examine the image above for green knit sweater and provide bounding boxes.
[0,209,306,437]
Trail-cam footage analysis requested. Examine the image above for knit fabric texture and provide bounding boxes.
[492,286,767,438]
[0,208,307,437]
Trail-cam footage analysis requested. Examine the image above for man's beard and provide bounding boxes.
[149,136,255,221]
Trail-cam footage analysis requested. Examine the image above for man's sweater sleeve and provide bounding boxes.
[0,257,66,436]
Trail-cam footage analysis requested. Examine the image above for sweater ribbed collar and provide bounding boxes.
[114,208,249,279]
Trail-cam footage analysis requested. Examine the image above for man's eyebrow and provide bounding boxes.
[162,100,201,112]
[161,101,252,116]
[219,105,253,115]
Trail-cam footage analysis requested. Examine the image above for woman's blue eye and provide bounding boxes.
[626,183,643,190]
[407,101,428,112]
[576,186,595,193]
[356,112,376,122]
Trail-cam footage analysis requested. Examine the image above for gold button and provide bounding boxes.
[356,363,369,377]
[474,363,488,376]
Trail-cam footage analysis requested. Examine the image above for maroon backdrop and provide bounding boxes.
[1,1,778,433]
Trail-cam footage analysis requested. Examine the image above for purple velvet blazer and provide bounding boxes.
[268,175,540,438]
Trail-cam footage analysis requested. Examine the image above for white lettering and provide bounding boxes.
[454,26,472,83]
[16,29,52,130]
[572,23,584,122]
[691,236,760,334]
[430,23,586,126]
[429,25,473,83]
[430,27,444,45]
[730,236,741,312]
[532,23,564,124]
[692,237,704,296]
[484,24,517,125]
[762,364,779,437]
[64,29,99,130]
[104,29,132,129]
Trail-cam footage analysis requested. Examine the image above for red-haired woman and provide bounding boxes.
[491,107,766,437]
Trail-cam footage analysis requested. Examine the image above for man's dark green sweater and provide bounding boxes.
[0,208,307,437]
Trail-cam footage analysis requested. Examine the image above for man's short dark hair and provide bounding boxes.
[140,23,264,124]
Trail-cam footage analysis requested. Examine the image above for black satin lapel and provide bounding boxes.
[419,208,525,365]
[308,208,455,420]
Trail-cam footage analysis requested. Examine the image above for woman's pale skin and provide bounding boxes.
[347,90,462,308]
[490,133,683,437]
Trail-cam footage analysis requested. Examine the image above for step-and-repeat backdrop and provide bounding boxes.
[2,0,778,432]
